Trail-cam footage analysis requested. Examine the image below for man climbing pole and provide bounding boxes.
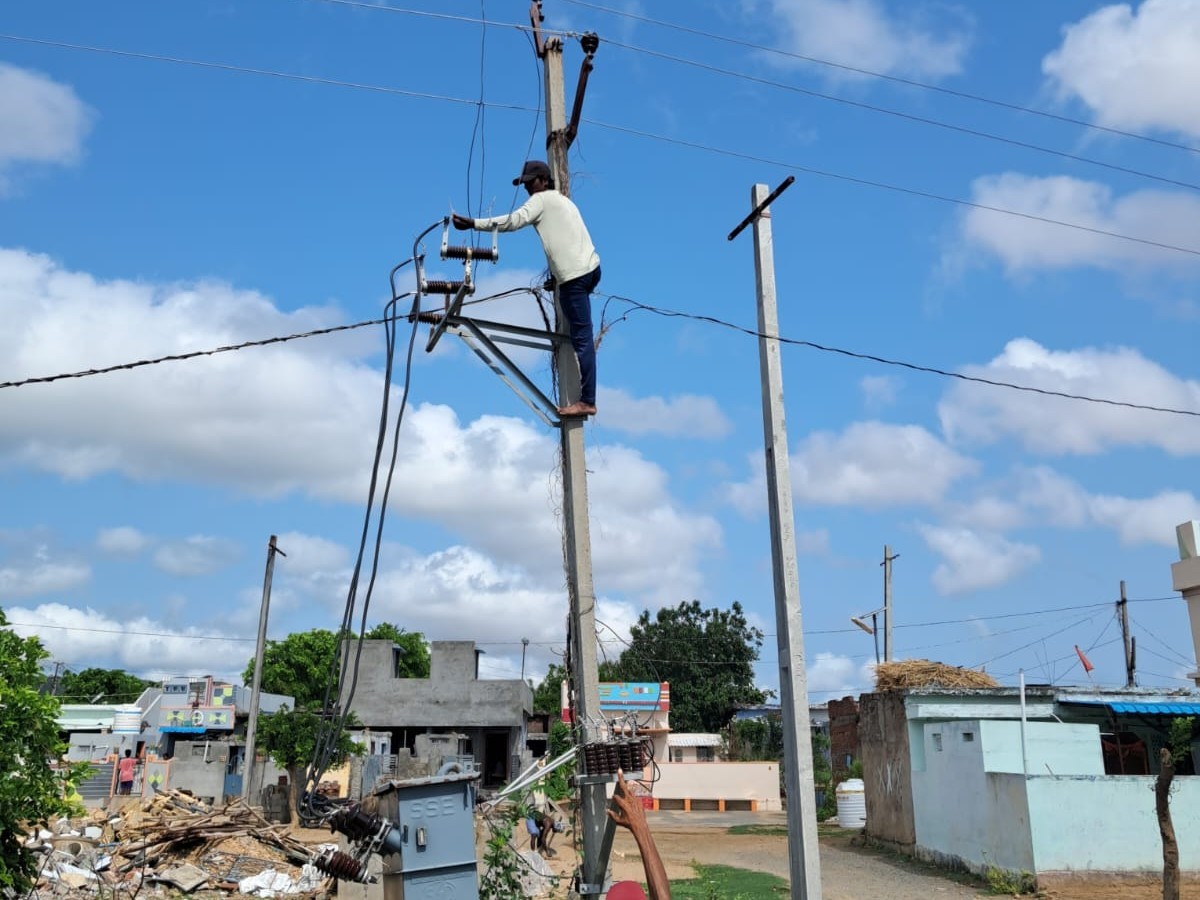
[453,159,601,418]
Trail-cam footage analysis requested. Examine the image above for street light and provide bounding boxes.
[850,607,887,665]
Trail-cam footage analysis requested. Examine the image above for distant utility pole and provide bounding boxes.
[1118,579,1136,688]
[729,175,822,900]
[882,545,898,663]
[243,534,285,802]
[531,5,607,895]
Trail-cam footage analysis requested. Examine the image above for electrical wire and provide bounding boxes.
[579,118,1200,259]
[4,32,1199,260]
[600,36,1200,194]
[300,235,427,819]
[1129,614,1196,666]
[301,0,1200,161]
[971,611,1104,670]
[558,0,1200,156]
[300,0,575,38]
[599,294,1200,417]
[465,0,488,221]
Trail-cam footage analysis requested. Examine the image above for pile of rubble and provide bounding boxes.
[25,790,332,898]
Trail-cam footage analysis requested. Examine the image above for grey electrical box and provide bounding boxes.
[375,771,481,900]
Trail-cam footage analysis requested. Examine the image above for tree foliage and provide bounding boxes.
[255,706,360,826]
[244,624,430,710]
[604,600,766,733]
[0,610,91,895]
[533,663,566,715]
[364,623,431,678]
[245,629,340,710]
[57,667,155,704]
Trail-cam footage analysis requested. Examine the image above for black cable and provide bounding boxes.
[301,233,428,817]
[601,294,1200,418]
[1129,614,1195,666]
[601,37,1200,194]
[6,32,1198,260]
[580,117,1200,259]
[559,0,1200,156]
[465,0,488,222]
[971,611,1104,670]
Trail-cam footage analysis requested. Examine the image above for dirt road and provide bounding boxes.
[605,816,1200,899]
[606,824,985,899]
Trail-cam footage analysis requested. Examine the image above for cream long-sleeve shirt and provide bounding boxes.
[474,190,600,283]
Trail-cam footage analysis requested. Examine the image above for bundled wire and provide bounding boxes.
[299,221,442,821]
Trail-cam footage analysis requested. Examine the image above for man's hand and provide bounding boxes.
[607,769,646,833]
[451,213,475,231]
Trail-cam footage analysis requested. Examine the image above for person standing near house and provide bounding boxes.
[117,749,137,796]
[452,159,602,418]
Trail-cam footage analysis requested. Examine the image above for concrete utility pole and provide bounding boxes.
[541,31,607,897]
[882,545,898,663]
[243,534,284,801]
[1118,579,1136,688]
[735,179,822,899]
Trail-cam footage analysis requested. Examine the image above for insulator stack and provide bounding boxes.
[617,740,634,771]
[442,245,499,262]
[422,280,468,295]
[313,850,371,883]
[407,310,443,324]
[581,739,646,775]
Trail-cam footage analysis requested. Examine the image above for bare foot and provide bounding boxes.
[557,402,597,417]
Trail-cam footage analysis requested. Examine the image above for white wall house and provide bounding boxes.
[861,687,1200,886]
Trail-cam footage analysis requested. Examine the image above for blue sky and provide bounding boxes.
[3,0,1200,704]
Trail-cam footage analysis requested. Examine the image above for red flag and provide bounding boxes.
[1075,644,1095,674]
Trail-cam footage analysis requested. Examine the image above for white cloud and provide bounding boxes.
[597,387,732,439]
[860,375,898,410]
[727,421,976,513]
[1043,0,1200,140]
[939,338,1200,455]
[793,422,976,507]
[0,248,719,607]
[6,602,250,681]
[350,544,571,645]
[917,524,1040,595]
[806,652,874,698]
[0,559,90,597]
[153,536,241,577]
[96,526,150,556]
[760,0,970,80]
[958,173,1200,273]
[274,532,350,576]
[1089,490,1200,546]
[0,63,93,189]
[1014,466,1195,547]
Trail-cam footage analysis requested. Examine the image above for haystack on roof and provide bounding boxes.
[874,659,998,692]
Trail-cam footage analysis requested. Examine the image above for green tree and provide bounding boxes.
[57,667,155,704]
[364,623,430,678]
[245,628,340,709]
[244,624,430,709]
[605,600,767,733]
[255,706,360,826]
[533,663,566,715]
[0,610,91,895]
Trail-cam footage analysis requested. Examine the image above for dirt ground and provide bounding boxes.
[525,819,1200,899]
[294,818,1200,899]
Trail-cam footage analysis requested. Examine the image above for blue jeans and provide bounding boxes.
[559,266,601,405]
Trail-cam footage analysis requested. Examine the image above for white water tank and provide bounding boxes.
[112,706,142,734]
[835,778,866,829]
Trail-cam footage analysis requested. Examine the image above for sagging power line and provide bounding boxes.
[3,33,1200,260]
